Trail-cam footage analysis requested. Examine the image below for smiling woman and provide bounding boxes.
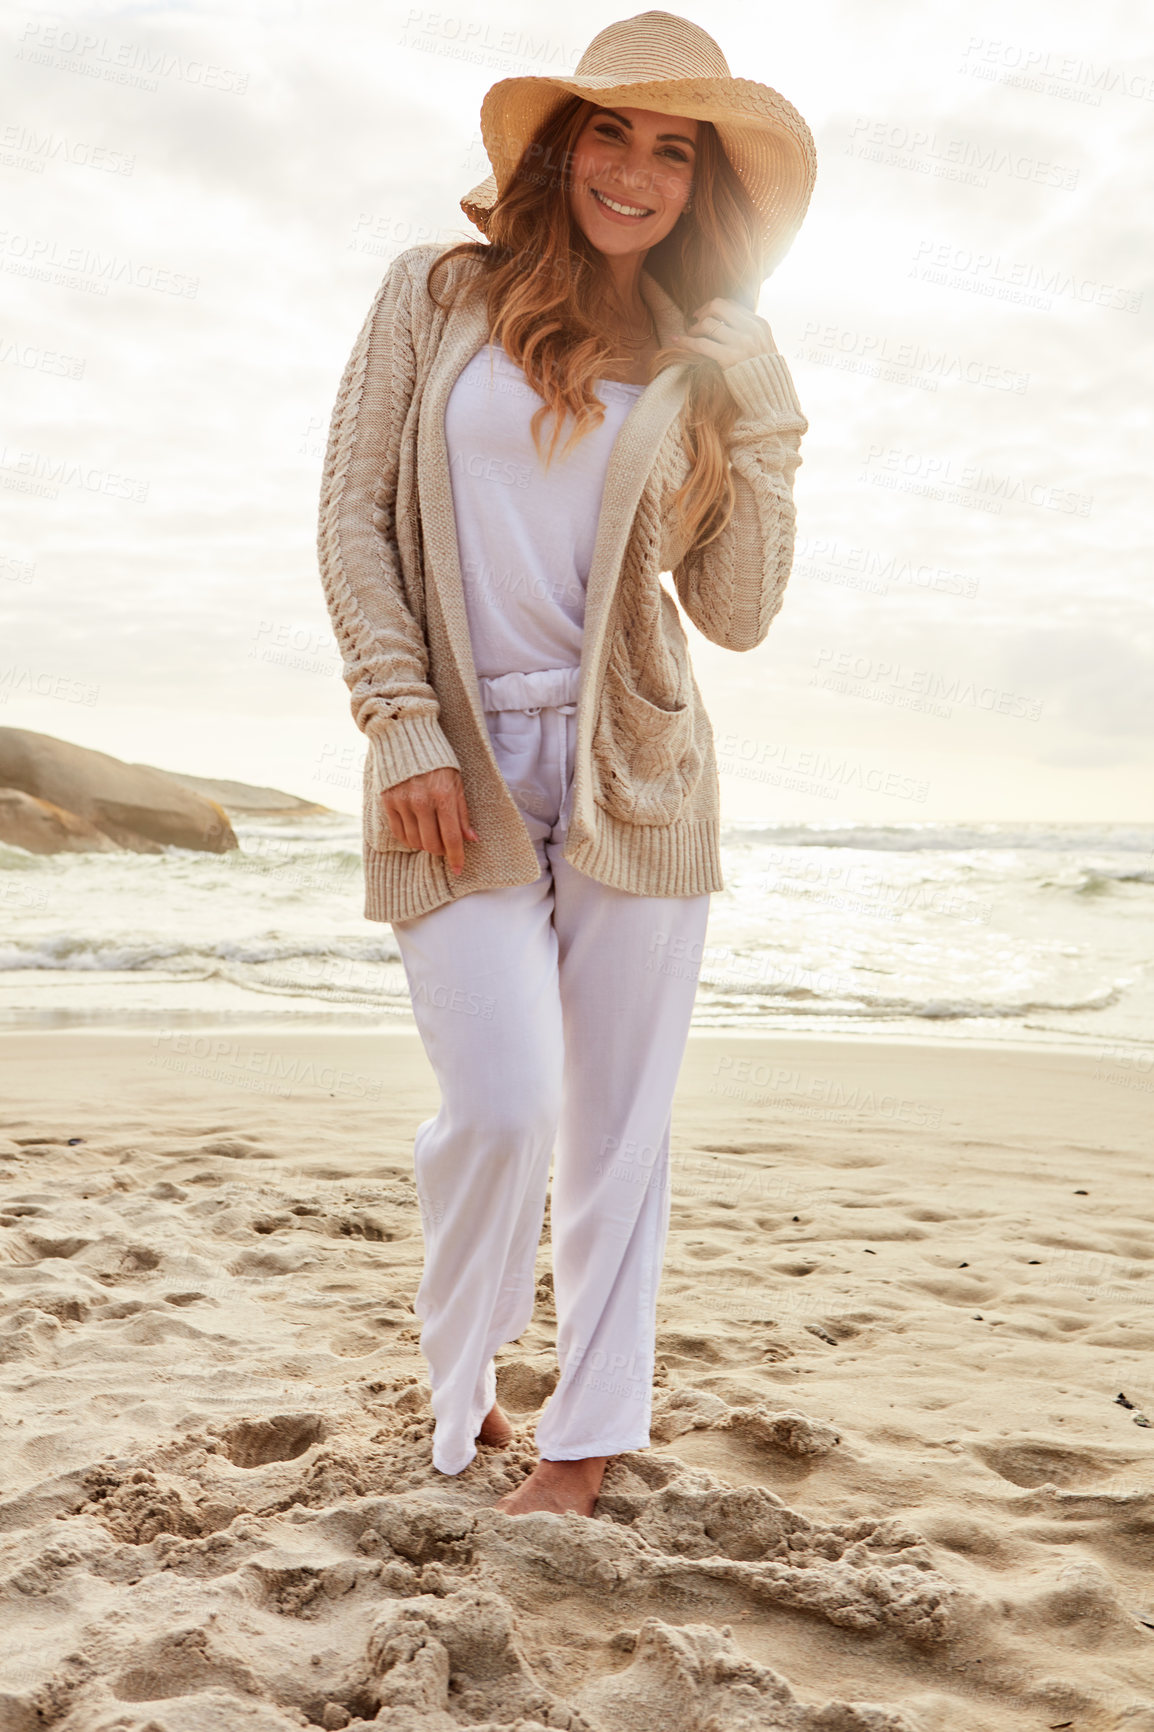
[444,76,808,546]
[315,9,816,1521]
[566,104,697,381]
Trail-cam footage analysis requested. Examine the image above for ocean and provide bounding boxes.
[1,816,1151,1059]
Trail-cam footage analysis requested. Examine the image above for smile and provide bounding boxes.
[590,186,655,220]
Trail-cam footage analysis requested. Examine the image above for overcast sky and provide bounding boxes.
[2,0,1151,822]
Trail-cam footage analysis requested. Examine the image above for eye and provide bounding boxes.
[592,122,682,162]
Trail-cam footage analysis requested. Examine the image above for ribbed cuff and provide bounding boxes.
[367,712,461,791]
[722,350,807,428]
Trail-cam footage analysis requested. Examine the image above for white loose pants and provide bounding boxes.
[392,666,711,1475]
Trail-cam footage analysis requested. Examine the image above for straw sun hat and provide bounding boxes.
[459,10,817,276]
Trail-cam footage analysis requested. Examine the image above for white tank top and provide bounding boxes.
[443,342,643,686]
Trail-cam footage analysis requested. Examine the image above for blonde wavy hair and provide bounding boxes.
[427,95,767,555]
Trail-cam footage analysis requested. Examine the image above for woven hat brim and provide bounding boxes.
[460,73,816,275]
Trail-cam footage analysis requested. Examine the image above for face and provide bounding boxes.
[566,104,697,258]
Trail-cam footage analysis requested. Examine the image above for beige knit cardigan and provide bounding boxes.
[316,241,808,925]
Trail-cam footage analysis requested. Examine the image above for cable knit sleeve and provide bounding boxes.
[671,349,808,653]
[316,251,462,792]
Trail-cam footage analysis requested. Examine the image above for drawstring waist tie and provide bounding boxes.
[477,665,581,716]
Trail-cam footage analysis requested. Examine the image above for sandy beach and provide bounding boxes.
[1,1027,1151,1731]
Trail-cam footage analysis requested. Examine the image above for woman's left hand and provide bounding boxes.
[673,296,778,370]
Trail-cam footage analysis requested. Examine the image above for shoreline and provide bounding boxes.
[0,1018,1145,1059]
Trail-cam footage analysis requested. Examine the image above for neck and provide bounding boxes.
[600,250,649,329]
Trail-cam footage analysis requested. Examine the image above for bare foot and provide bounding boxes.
[476,1402,514,1447]
[494,1455,608,1517]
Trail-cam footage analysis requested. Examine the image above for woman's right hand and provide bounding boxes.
[380,767,478,876]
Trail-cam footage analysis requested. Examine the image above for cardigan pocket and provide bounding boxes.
[591,654,705,827]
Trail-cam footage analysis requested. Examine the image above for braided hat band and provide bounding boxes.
[459,10,817,276]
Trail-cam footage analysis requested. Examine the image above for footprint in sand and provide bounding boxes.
[215,1414,328,1469]
[975,1439,1136,1490]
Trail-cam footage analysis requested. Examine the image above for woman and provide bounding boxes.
[316,10,815,1516]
